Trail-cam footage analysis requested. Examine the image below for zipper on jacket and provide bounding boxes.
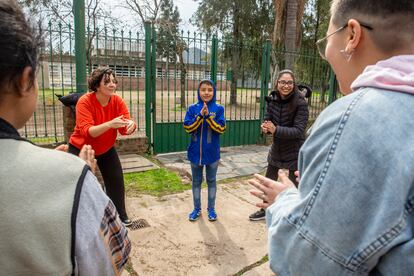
[199,118,204,165]
[278,103,282,157]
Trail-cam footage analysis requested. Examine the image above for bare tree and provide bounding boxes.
[19,0,122,72]
[125,0,161,23]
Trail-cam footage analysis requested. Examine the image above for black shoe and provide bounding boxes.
[122,218,132,227]
[249,209,266,221]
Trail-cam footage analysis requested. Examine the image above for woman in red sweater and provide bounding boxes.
[69,67,136,225]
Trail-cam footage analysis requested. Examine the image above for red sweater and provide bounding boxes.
[69,92,135,155]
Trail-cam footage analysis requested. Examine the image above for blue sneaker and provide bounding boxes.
[189,207,201,221]
[207,207,217,221]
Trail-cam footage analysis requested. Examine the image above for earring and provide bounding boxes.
[340,49,354,62]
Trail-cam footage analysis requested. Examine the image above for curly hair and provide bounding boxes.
[88,67,118,92]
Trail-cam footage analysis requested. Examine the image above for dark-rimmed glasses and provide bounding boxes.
[316,22,373,59]
[278,80,294,86]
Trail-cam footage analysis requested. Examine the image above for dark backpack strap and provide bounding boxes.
[70,165,90,275]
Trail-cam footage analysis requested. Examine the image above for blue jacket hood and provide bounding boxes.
[197,79,217,105]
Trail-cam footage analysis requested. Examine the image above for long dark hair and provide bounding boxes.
[275,69,301,117]
[0,0,42,101]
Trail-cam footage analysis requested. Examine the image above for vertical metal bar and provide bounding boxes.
[144,22,152,148]
[104,27,108,65]
[186,31,190,107]
[95,27,100,67]
[136,31,140,131]
[259,40,271,123]
[87,25,90,75]
[121,29,125,98]
[48,21,57,140]
[210,34,218,83]
[73,0,87,93]
[173,35,177,123]
[59,22,65,96]
[128,30,133,117]
[69,23,74,92]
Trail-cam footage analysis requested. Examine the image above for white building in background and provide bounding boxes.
[37,44,226,90]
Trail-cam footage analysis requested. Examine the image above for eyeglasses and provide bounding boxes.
[316,22,373,59]
[278,80,294,86]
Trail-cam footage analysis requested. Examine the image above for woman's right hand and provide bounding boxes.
[106,115,129,129]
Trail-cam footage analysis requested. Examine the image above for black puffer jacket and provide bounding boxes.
[264,89,309,170]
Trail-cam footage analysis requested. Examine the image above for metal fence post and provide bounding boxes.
[73,0,87,93]
[260,40,271,122]
[144,22,152,151]
[210,34,218,83]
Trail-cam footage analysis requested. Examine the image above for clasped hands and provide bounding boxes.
[200,102,209,116]
[261,120,276,134]
[107,115,135,135]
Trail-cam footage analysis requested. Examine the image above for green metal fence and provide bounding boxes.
[21,21,148,144]
[22,20,338,153]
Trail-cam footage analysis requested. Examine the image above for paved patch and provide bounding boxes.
[120,154,159,174]
[156,145,269,181]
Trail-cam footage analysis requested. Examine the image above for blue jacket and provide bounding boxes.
[183,80,226,165]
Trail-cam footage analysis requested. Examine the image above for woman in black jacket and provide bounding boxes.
[249,69,309,221]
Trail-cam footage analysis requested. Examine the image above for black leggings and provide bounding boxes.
[265,164,298,187]
[68,144,128,220]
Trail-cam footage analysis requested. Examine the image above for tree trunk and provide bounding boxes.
[310,0,321,88]
[284,0,298,69]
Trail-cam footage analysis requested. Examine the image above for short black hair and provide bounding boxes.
[331,0,414,53]
[331,0,414,23]
[88,67,117,92]
[0,0,42,100]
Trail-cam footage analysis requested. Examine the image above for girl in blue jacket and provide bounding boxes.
[184,80,226,221]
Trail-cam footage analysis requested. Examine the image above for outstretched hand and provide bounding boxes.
[79,144,97,174]
[248,170,296,209]
[55,144,97,174]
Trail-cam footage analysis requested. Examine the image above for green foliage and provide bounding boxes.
[157,0,186,62]
[124,168,187,197]
[193,0,273,103]
[301,0,330,50]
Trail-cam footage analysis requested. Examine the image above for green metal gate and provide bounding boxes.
[145,23,271,154]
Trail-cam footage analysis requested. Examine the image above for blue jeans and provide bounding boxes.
[190,161,219,209]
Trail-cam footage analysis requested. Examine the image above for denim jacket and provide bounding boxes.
[266,87,414,275]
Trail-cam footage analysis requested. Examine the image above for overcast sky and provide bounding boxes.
[102,0,199,32]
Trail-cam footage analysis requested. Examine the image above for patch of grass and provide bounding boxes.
[28,136,64,145]
[124,259,139,276]
[124,168,189,197]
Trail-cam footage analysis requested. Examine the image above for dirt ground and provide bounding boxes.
[123,179,276,276]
